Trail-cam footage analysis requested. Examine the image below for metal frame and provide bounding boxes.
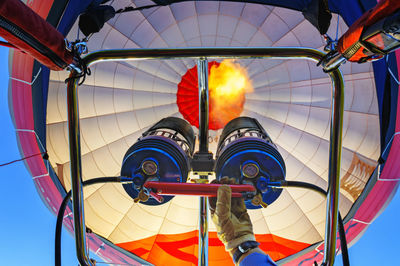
[197,58,210,266]
[66,71,93,266]
[66,47,344,266]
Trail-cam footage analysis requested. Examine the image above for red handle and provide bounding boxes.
[144,181,255,197]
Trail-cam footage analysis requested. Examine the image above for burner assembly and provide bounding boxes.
[215,117,286,209]
[120,117,195,205]
[121,116,286,208]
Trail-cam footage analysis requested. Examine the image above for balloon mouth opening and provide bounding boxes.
[177,60,253,130]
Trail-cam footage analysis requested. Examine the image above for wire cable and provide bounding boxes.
[115,4,160,14]
[0,151,48,167]
[274,180,350,266]
[55,176,133,266]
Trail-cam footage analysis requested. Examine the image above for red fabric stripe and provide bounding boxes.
[396,50,400,132]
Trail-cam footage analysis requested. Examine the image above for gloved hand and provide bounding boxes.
[209,177,256,255]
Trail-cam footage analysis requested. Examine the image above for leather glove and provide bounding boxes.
[209,177,256,255]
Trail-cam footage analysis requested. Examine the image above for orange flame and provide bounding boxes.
[209,60,253,128]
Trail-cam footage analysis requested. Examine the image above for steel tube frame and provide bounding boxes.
[197,58,210,266]
[66,71,93,266]
[323,62,344,265]
[66,47,343,266]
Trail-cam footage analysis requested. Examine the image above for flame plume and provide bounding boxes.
[209,60,253,129]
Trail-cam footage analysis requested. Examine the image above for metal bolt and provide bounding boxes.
[251,193,268,208]
[256,177,268,192]
[142,160,158,176]
[242,162,259,178]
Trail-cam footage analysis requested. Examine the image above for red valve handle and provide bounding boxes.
[144,181,255,197]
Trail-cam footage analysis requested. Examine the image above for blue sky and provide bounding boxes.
[0,44,399,266]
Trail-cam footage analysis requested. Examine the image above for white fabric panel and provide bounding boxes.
[311,79,332,108]
[88,23,113,51]
[159,218,196,234]
[217,16,239,39]
[107,138,131,167]
[98,115,124,143]
[46,123,69,163]
[286,104,310,131]
[94,63,118,89]
[178,17,200,43]
[152,92,176,106]
[291,81,313,104]
[113,7,145,38]
[113,89,134,114]
[132,69,156,92]
[234,20,258,44]
[350,74,377,114]
[304,107,330,138]
[90,145,121,176]
[260,190,322,242]
[219,1,244,17]
[161,60,188,78]
[132,107,157,128]
[154,105,179,121]
[114,64,136,90]
[132,19,158,48]
[153,79,177,93]
[157,62,185,83]
[149,35,169,48]
[113,204,170,241]
[250,210,270,235]
[148,7,176,33]
[80,117,106,151]
[160,24,186,47]
[248,30,273,46]
[266,64,291,87]
[103,27,130,49]
[85,196,117,237]
[242,4,270,27]
[171,2,196,21]
[291,133,321,164]
[165,200,198,227]
[357,115,380,159]
[261,12,289,43]
[287,60,311,82]
[84,183,104,200]
[198,15,218,37]
[46,81,64,124]
[274,32,301,47]
[195,1,219,14]
[133,90,155,109]
[215,36,231,46]
[115,111,141,136]
[124,128,147,146]
[49,66,64,82]
[273,7,303,29]
[99,184,132,214]
[292,20,324,48]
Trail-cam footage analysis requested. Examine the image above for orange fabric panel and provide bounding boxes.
[117,231,310,265]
